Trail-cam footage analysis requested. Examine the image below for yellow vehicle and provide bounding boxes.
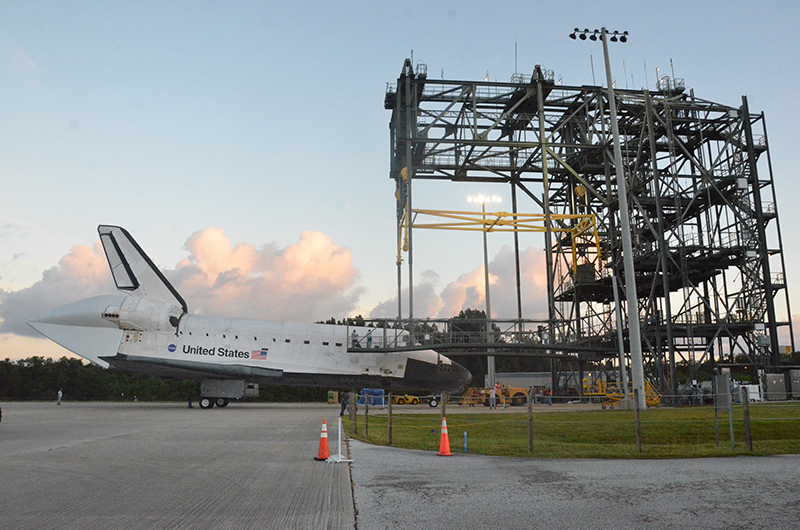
[459,386,529,406]
[582,377,612,401]
[458,387,487,406]
[393,394,420,405]
[592,380,661,409]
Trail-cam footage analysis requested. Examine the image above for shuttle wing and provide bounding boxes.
[98,225,187,313]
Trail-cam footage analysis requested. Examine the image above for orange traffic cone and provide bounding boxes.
[437,417,452,456]
[314,419,330,461]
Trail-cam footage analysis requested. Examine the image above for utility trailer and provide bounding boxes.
[198,379,259,409]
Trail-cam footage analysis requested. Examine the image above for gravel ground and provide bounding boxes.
[350,440,800,530]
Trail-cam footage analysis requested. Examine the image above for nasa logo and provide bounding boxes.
[168,344,177,353]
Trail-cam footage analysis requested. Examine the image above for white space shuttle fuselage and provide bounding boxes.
[28,226,471,403]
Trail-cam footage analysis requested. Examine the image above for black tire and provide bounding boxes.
[215,398,229,408]
[396,397,406,405]
[199,397,214,409]
[512,393,526,406]
[428,399,438,408]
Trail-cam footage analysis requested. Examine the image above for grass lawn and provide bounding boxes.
[345,402,800,459]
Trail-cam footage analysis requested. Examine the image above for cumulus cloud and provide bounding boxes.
[370,270,444,320]
[169,228,362,322]
[369,245,550,320]
[0,242,115,336]
[0,228,363,339]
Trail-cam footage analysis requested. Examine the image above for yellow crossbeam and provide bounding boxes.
[402,208,602,274]
[410,209,595,236]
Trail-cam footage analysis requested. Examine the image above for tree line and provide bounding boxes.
[0,357,327,402]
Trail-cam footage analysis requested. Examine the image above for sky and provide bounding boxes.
[2,1,800,360]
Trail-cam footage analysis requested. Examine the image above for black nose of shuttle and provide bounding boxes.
[402,357,472,392]
[448,360,472,391]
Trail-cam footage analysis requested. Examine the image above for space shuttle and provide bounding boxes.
[28,225,471,408]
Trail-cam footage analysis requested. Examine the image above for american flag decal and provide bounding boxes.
[251,348,268,360]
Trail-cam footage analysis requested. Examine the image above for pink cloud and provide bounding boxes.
[778,314,800,352]
[370,245,550,320]
[0,242,115,336]
[171,229,361,321]
[0,228,362,339]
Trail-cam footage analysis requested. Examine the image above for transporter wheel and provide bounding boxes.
[428,398,438,408]
[215,398,229,408]
[199,397,214,409]
[512,393,526,406]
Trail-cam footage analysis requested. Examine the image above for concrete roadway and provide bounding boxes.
[0,402,353,530]
[3,402,800,530]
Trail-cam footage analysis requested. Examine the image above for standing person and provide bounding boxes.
[57,389,62,405]
[187,394,193,409]
[339,391,350,417]
[489,385,496,410]
[544,387,552,406]
[351,329,360,348]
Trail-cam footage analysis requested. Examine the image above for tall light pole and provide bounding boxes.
[468,194,501,387]
[570,27,646,409]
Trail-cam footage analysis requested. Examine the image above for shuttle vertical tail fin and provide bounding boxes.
[98,225,188,313]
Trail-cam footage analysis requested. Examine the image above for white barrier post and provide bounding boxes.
[327,416,352,464]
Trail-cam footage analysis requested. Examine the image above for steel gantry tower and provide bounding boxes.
[385,58,794,396]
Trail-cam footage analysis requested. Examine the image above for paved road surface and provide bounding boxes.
[4,402,800,530]
[0,402,353,530]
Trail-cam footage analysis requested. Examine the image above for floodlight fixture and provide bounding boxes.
[467,194,501,204]
[569,27,629,45]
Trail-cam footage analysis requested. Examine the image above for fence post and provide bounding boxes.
[364,399,369,439]
[726,379,735,451]
[634,388,642,453]
[349,392,357,435]
[742,386,753,452]
[713,377,720,446]
[527,388,533,454]
[388,391,393,446]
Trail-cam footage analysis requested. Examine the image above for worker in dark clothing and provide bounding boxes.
[339,391,351,417]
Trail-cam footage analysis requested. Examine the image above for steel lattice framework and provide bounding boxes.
[386,58,794,395]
